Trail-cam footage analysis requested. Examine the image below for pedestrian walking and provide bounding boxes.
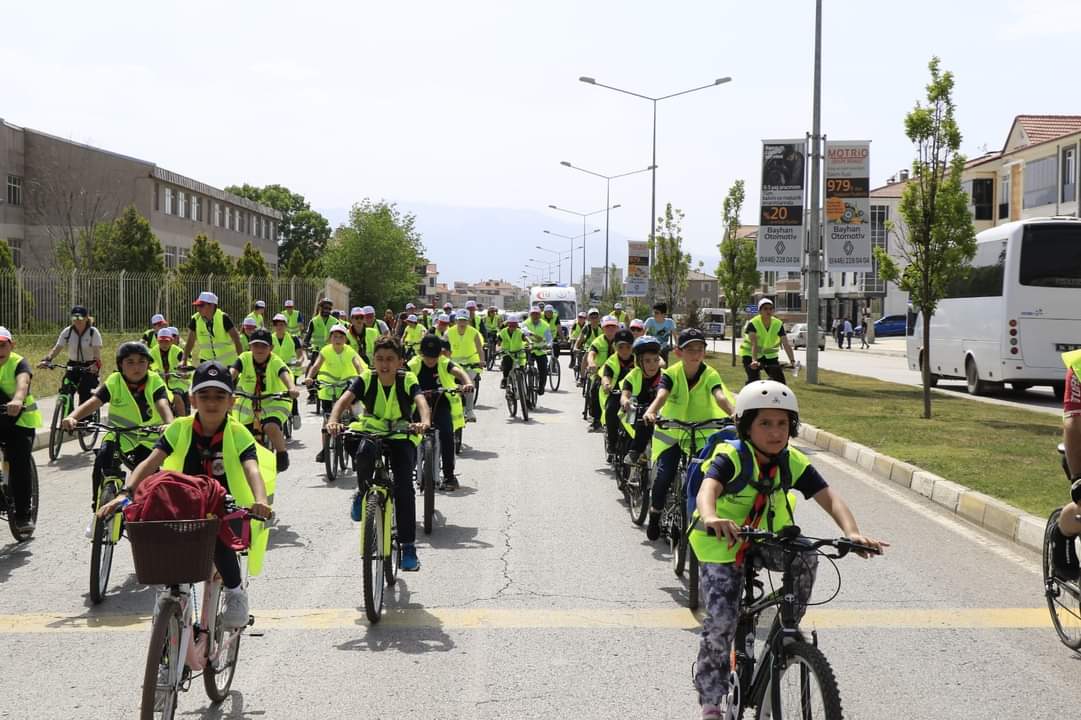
[843,317,853,349]
[835,318,844,349]
[859,322,869,349]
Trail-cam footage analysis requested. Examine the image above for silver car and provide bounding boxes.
[790,323,826,350]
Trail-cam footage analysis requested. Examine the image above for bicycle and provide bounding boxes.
[0,443,39,542]
[581,367,599,423]
[546,344,561,392]
[500,350,530,422]
[1042,442,1081,650]
[42,362,100,461]
[416,388,461,535]
[713,525,879,720]
[340,423,415,623]
[159,366,194,418]
[312,379,355,483]
[80,422,162,604]
[233,390,293,450]
[130,502,265,719]
[653,417,736,605]
[484,332,499,371]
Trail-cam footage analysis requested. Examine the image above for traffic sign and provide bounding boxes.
[745,305,757,314]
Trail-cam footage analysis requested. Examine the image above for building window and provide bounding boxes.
[1023,155,1057,209]
[999,175,1010,219]
[177,190,186,219]
[213,202,221,227]
[865,204,888,294]
[177,248,189,267]
[224,206,232,230]
[964,178,993,220]
[1063,146,1076,203]
[164,187,173,215]
[165,245,178,269]
[785,292,801,311]
[5,175,22,206]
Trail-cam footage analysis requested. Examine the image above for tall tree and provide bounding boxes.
[322,199,426,310]
[180,233,234,276]
[716,180,760,365]
[0,240,16,273]
[651,203,691,315]
[225,183,331,266]
[875,57,976,419]
[92,205,165,274]
[235,241,270,278]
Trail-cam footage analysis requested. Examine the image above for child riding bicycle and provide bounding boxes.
[408,334,474,490]
[304,324,367,464]
[0,327,43,535]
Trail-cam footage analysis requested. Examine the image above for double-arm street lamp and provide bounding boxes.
[543,228,599,288]
[548,204,620,300]
[559,161,655,295]
[579,75,731,301]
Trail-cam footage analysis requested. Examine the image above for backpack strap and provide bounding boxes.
[395,370,412,418]
[721,439,756,495]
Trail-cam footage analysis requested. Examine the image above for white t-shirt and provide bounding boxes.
[56,325,103,362]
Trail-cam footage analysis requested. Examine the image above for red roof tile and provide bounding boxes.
[1011,115,1081,148]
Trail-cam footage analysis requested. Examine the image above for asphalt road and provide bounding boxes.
[0,364,1075,719]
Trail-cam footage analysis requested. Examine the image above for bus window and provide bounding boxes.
[944,239,1006,298]
[1020,224,1081,288]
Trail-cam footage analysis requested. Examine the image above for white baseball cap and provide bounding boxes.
[156,327,174,339]
[362,305,375,315]
[758,297,775,309]
[350,306,364,317]
[614,303,623,310]
[241,317,258,328]
[150,313,166,325]
[0,326,14,342]
[630,318,645,329]
[466,300,477,309]
[254,300,266,308]
[272,313,287,323]
[407,314,418,323]
[438,314,450,323]
[284,299,296,308]
[193,291,219,306]
[602,315,619,328]
[330,324,349,335]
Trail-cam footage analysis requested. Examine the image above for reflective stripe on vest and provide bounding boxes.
[0,352,42,429]
[317,345,361,401]
[193,309,237,366]
[310,314,334,349]
[448,325,481,366]
[348,370,421,445]
[739,315,783,359]
[104,371,165,451]
[233,352,292,424]
[283,309,301,335]
[407,356,464,431]
[650,361,729,462]
[160,415,275,575]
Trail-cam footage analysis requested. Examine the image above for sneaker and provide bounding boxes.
[350,492,363,522]
[590,422,602,433]
[606,453,615,464]
[1052,526,1080,581]
[14,517,35,537]
[315,449,325,463]
[292,414,302,430]
[84,517,95,539]
[276,451,290,472]
[700,705,722,720]
[441,475,459,491]
[401,544,420,571]
[466,415,477,423]
[500,378,507,389]
[624,450,641,466]
[221,588,250,628]
[646,510,661,541]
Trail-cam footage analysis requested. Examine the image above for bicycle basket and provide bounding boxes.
[127,518,221,585]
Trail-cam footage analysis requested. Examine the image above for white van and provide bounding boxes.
[699,308,727,340]
[530,284,578,347]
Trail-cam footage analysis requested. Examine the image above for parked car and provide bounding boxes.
[789,323,826,350]
[873,314,907,337]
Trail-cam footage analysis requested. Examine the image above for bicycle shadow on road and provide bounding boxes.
[422,522,494,550]
[0,543,31,582]
[266,522,306,550]
[183,689,268,719]
[46,452,94,472]
[79,573,158,610]
[335,581,456,655]
[457,447,498,460]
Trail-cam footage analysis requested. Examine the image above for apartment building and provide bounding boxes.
[0,118,280,270]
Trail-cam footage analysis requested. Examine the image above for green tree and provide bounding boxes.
[180,233,234,276]
[651,203,691,315]
[323,199,426,310]
[602,264,624,309]
[875,57,976,419]
[716,180,760,365]
[0,239,16,273]
[225,183,331,266]
[92,205,165,274]
[235,241,270,278]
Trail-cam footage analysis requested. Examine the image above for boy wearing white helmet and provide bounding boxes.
[688,381,886,718]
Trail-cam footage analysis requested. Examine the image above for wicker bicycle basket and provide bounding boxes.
[127,518,221,585]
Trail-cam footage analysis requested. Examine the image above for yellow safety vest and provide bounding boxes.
[483,314,502,334]
[309,314,335,350]
[523,318,550,356]
[348,370,422,445]
[233,352,292,425]
[651,361,731,462]
[283,309,301,336]
[498,327,527,365]
[688,442,807,564]
[149,343,187,394]
[407,356,464,431]
[103,371,166,452]
[271,333,301,377]
[192,309,237,366]
[1064,349,1081,378]
[590,334,613,367]
[403,324,427,352]
[317,345,363,401]
[160,415,276,576]
[600,352,634,426]
[739,315,784,359]
[448,325,481,367]
[0,352,42,429]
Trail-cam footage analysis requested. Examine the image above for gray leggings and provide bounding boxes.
[694,545,818,707]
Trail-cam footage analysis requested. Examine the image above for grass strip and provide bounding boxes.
[706,353,1064,517]
[12,333,131,400]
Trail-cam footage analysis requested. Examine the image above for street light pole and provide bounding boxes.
[579,75,731,304]
[549,205,617,302]
[805,0,823,384]
[544,229,598,294]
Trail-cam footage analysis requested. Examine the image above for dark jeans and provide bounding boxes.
[588,377,602,424]
[531,353,548,395]
[64,364,97,405]
[741,355,785,385]
[604,394,622,454]
[354,437,418,545]
[431,404,455,478]
[629,421,654,455]
[92,440,151,506]
[651,444,683,511]
[215,539,243,589]
[0,420,35,519]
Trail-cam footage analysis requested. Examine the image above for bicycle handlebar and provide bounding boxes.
[730,525,882,558]
[653,417,734,431]
[76,421,163,436]
[234,391,293,401]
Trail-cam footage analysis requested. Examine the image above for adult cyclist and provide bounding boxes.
[1048,348,1081,579]
[39,305,102,405]
[184,292,243,368]
[447,310,484,422]
[522,306,552,397]
[739,297,795,385]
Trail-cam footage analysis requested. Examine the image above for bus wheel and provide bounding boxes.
[965,357,990,396]
[919,352,938,387]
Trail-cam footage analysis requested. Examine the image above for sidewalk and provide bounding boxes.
[821,335,907,358]
[27,395,84,454]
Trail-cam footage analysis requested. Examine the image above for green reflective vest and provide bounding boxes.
[271,333,301,377]
[408,356,464,431]
[618,367,661,438]
[651,362,730,462]
[483,314,502,334]
[348,370,421,445]
[590,334,614,368]
[233,352,292,425]
[283,309,301,336]
[600,352,634,426]
[104,371,166,452]
[309,314,335,350]
[523,318,550,355]
[192,309,238,366]
[543,313,560,336]
[403,324,427,354]
[160,415,275,576]
[448,325,482,367]
[317,345,362,401]
[739,315,784,359]
[0,352,41,430]
[149,343,187,394]
[570,322,586,339]
[688,442,807,564]
[1064,349,1081,378]
[498,327,527,365]
[245,313,266,329]
[612,310,629,326]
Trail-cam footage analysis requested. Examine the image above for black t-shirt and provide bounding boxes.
[155,418,258,484]
[705,454,827,499]
[188,313,236,333]
[659,362,712,392]
[415,361,459,391]
[622,370,663,405]
[94,380,169,422]
[603,355,635,382]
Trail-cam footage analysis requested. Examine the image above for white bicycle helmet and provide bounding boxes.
[735,380,799,417]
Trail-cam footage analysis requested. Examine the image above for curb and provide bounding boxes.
[799,422,1046,554]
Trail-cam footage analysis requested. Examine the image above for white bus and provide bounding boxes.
[906,217,1081,397]
[530,284,578,348]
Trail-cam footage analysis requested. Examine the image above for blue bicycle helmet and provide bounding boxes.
[632,335,662,355]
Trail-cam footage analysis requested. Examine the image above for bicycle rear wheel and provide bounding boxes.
[672,502,688,577]
[628,462,650,526]
[526,368,538,409]
[687,551,700,610]
[548,357,561,391]
[323,432,336,483]
[204,583,242,703]
[422,440,436,535]
[1043,509,1081,649]
[78,408,101,451]
[89,482,119,604]
[756,642,843,720]
[506,382,518,418]
[48,397,66,461]
[6,459,38,542]
[517,373,530,421]
[454,428,462,455]
[362,492,385,623]
[140,597,182,720]
[385,503,400,587]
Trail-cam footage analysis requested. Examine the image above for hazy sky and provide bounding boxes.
[5,0,1078,284]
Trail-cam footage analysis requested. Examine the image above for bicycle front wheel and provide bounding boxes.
[78,408,100,451]
[422,440,436,535]
[517,373,530,421]
[323,432,336,483]
[1044,509,1081,649]
[672,503,688,577]
[48,398,66,462]
[506,380,518,418]
[89,482,119,604]
[362,493,385,623]
[756,642,843,720]
[7,459,38,542]
[140,597,182,720]
[548,357,561,391]
[628,462,650,526]
[204,583,242,703]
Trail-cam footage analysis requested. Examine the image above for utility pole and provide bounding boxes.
[804,0,824,384]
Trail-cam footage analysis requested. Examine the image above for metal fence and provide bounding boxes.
[0,269,349,333]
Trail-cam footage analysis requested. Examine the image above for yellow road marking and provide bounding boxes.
[0,607,1058,634]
